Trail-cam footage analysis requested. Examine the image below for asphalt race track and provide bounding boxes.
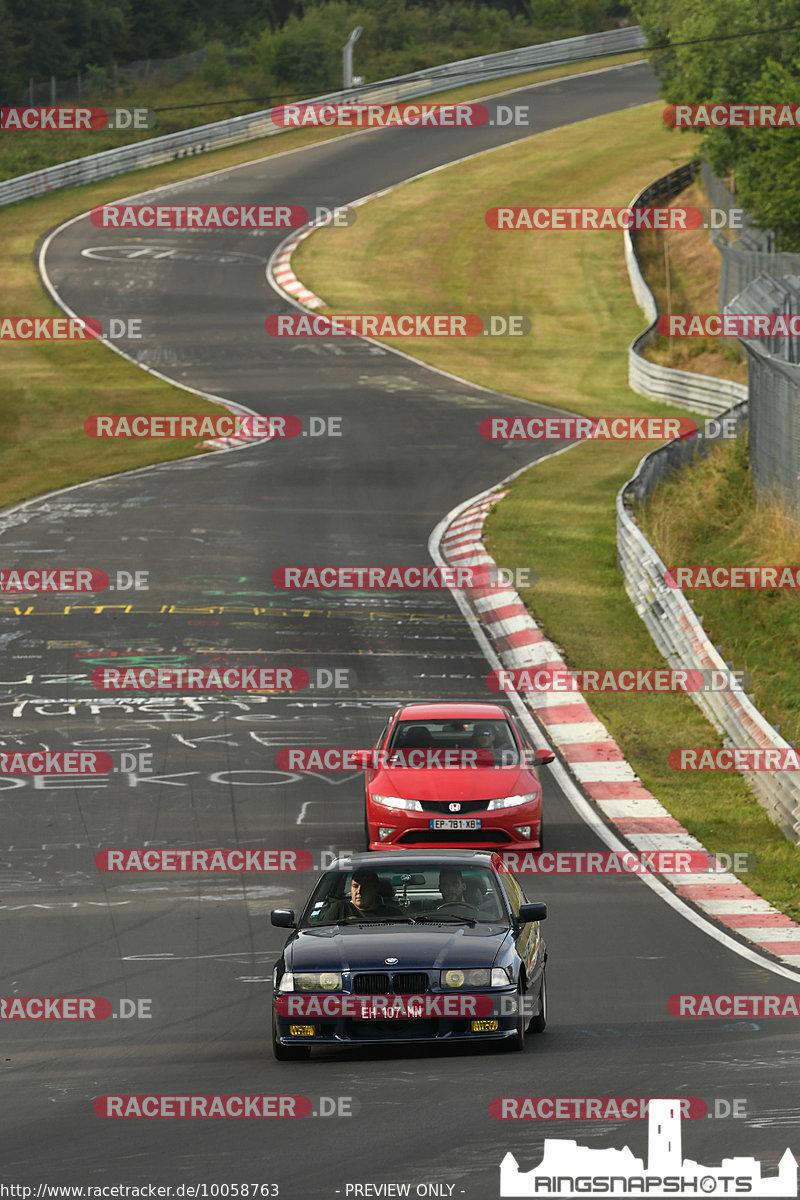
[3,61,800,1195]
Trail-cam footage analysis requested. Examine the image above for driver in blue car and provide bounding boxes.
[327,868,402,920]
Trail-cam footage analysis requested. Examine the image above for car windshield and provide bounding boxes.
[300,863,508,927]
[384,718,522,766]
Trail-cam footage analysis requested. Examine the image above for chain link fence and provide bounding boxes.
[16,49,210,106]
[702,163,800,309]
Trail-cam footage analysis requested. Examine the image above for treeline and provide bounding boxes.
[633,0,800,250]
[1,0,631,100]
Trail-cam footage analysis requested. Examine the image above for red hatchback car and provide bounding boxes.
[360,702,554,851]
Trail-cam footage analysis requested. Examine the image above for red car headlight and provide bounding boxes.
[486,792,537,810]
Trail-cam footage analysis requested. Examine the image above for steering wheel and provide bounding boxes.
[436,901,478,917]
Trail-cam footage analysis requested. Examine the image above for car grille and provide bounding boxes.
[397,829,514,844]
[346,1019,437,1039]
[419,800,490,814]
[352,972,430,995]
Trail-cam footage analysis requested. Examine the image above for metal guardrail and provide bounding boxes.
[619,168,800,842]
[617,425,800,842]
[0,26,646,208]
[624,163,748,416]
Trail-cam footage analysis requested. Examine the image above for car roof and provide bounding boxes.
[326,850,500,872]
[393,702,513,721]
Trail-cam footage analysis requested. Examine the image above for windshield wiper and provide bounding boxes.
[415,914,477,925]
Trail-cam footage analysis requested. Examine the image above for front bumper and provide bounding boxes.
[273,988,521,1046]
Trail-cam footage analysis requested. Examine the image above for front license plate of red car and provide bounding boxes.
[430,819,481,829]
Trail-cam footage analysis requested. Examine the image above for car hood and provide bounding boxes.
[286,923,510,972]
[370,765,534,802]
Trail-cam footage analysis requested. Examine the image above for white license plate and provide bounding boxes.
[430,819,481,830]
[362,1006,424,1019]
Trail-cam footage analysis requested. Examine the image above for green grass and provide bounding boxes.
[0,52,645,511]
[296,100,800,919]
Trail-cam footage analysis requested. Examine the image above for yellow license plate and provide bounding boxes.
[471,1019,499,1032]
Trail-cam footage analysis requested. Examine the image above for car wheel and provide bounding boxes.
[528,969,547,1034]
[271,1009,310,1061]
[506,979,527,1051]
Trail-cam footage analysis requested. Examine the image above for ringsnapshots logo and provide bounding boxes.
[0,106,155,130]
[498,1098,798,1197]
[266,313,530,338]
[485,207,744,231]
[487,667,749,693]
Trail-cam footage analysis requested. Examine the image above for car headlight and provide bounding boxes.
[370,793,422,811]
[441,969,491,988]
[278,971,343,992]
[486,792,537,810]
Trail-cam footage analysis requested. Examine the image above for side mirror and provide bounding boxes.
[534,748,555,766]
[350,749,374,770]
[518,902,547,924]
[270,909,296,928]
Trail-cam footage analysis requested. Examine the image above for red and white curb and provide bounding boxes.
[440,491,800,971]
[270,226,327,310]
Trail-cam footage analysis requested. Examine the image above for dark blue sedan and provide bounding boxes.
[270,849,547,1059]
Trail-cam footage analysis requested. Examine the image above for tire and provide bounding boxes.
[506,979,527,1051]
[271,1009,310,1061]
[528,968,547,1034]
